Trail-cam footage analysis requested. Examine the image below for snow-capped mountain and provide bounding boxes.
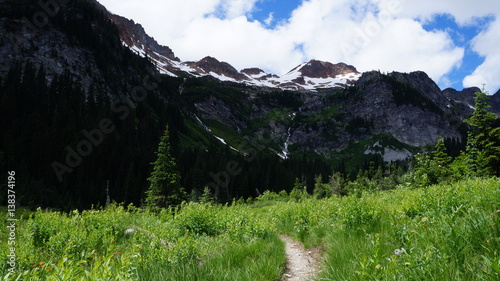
[278,60,361,90]
[105,9,360,91]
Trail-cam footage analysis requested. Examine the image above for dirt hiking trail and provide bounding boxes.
[279,235,321,281]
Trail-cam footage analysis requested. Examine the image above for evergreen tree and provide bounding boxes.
[432,138,452,166]
[289,178,307,201]
[329,172,347,196]
[464,90,500,176]
[432,138,452,182]
[200,186,215,204]
[145,126,185,209]
[313,175,327,199]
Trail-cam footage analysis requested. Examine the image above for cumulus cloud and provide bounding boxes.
[396,0,500,92]
[216,0,260,19]
[350,18,464,79]
[176,15,304,74]
[275,0,464,83]
[463,19,500,93]
[98,0,499,91]
[397,0,499,25]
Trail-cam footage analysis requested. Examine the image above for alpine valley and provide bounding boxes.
[1,0,499,209]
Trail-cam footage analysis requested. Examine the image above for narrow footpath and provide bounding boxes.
[279,235,321,281]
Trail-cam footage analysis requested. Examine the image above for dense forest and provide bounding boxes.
[1,0,499,211]
[0,0,335,209]
[0,58,343,209]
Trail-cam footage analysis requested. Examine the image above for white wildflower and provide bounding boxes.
[394,248,405,256]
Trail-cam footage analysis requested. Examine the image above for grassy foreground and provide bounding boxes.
[268,177,500,280]
[1,177,499,280]
[0,203,283,280]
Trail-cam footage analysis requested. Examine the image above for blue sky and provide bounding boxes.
[421,14,494,90]
[250,0,302,28]
[99,0,500,93]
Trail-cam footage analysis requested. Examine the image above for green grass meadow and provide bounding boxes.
[1,177,499,280]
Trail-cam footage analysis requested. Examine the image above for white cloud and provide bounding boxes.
[275,0,464,83]
[264,12,274,26]
[463,19,500,93]
[350,18,464,79]
[397,0,499,25]
[98,0,499,91]
[396,0,500,92]
[217,0,260,19]
[176,15,304,73]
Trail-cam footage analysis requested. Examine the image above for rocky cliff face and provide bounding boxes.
[0,0,152,97]
[184,69,472,164]
[280,71,464,156]
[491,90,500,113]
[0,10,102,91]
[349,71,463,147]
[443,87,500,117]
[107,14,179,62]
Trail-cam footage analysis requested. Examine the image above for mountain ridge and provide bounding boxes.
[101,4,500,101]
[101,6,362,91]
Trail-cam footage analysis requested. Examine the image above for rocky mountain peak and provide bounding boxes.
[185,56,247,81]
[280,60,361,89]
[443,86,500,117]
[106,12,179,62]
[241,68,266,76]
[289,60,359,79]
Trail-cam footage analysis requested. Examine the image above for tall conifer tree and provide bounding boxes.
[464,90,500,176]
[145,126,184,209]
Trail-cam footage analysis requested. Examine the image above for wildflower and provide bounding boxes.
[125,228,135,235]
[114,252,122,255]
[33,264,38,267]
[421,217,428,222]
[46,269,50,272]
[375,264,382,270]
[394,248,406,256]
[39,262,45,266]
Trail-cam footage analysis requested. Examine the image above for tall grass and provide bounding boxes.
[1,177,498,280]
[266,177,500,280]
[137,235,284,281]
[0,203,283,280]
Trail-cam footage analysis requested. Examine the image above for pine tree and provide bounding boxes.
[431,138,452,181]
[432,138,452,166]
[464,90,500,176]
[145,126,185,209]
